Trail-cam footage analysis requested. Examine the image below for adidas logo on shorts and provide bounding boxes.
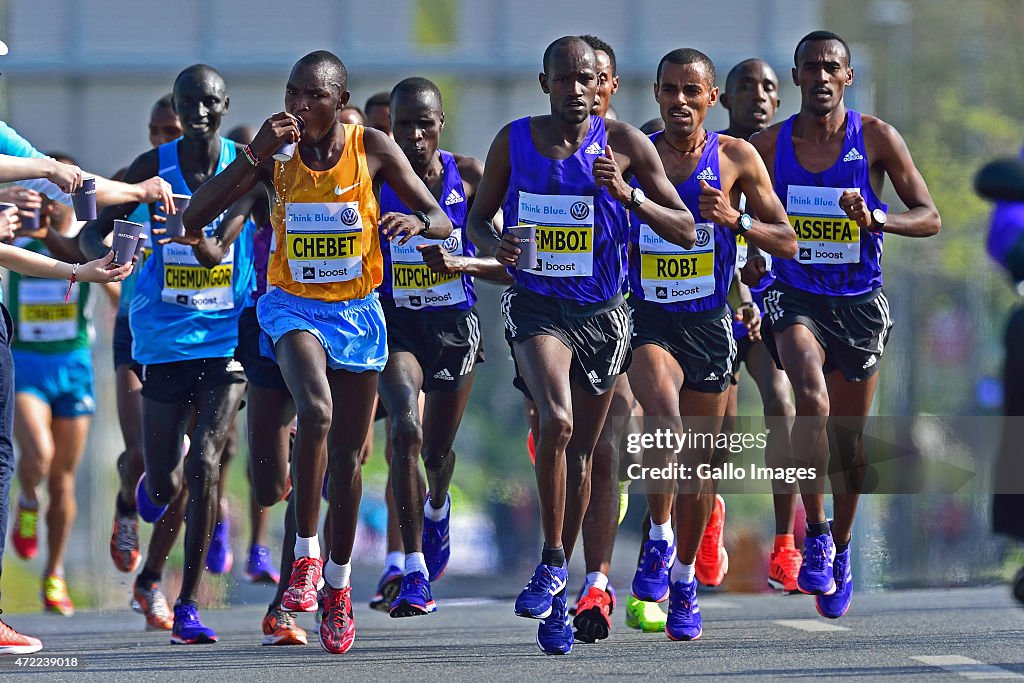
[445,188,464,206]
[584,142,604,155]
[696,167,718,182]
[434,368,454,381]
[704,372,719,381]
[862,355,877,370]
[587,370,601,385]
[843,147,865,162]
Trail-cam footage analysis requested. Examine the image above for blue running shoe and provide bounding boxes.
[816,545,853,618]
[515,563,569,619]
[245,544,280,584]
[665,579,702,641]
[369,565,403,613]
[422,493,451,582]
[135,474,168,524]
[632,540,675,603]
[797,533,836,596]
[389,571,436,617]
[537,589,573,655]
[170,603,218,644]
[206,519,233,574]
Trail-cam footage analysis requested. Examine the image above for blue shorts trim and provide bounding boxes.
[12,348,96,417]
[256,288,388,373]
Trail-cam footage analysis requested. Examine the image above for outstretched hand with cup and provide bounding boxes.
[0,204,20,241]
[45,157,84,194]
[78,250,135,283]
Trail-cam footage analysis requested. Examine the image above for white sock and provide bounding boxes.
[385,551,405,571]
[324,558,351,589]
[585,571,609,592]
[650,520,674,545]
[671,562,695,584]
[294,534,320,560]
[424,494,450,522]
[404,552,428,577]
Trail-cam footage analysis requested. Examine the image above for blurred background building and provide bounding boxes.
[1,0,1022,612]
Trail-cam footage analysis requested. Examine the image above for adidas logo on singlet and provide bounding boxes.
[696,167,718,182]
[584,142,604,155]
[445,188,464,206]
[843,147,865,162]
[434,368,454,381]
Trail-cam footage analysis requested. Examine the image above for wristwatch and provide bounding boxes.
[870,208,887,231]
[737,213,753,234]
[413,210,431,232]
[628,187,647,210]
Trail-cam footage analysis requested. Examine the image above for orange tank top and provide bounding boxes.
[269,124,381,302]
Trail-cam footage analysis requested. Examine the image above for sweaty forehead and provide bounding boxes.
[549,44,596,73]
[175,72,225,97]
[798,40,848,66]
[392,91,441,117]
[288,62,338,90]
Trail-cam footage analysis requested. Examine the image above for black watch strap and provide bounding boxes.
[413,210,430,230]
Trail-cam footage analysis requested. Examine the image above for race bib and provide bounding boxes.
[161,240,235,311]
[518,192,594,277]
[18,280,79,342]
[735,233,772,271]
[390,229,466,309]
[787,185,860,265]
[638,223,715,303]
[286,202,363,284]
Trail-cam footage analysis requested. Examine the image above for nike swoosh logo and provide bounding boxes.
[335,181,362,196]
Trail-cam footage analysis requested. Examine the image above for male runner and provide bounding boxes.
[468,36,695,655]
[184,50,452,654]
[750,31,939,618]
[339,107,366,126]
[720,58,802,592]
[81,64,258,644]
[0,159,132,654]
[377,76,507,617]
[627,48,795,642]
[365,92,392,136]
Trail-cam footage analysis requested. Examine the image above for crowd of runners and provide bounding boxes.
[0,29,942,656]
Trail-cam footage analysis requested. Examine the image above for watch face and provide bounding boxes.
[634,188,646,203]
[872,208,887,225]
[739,213,753,231]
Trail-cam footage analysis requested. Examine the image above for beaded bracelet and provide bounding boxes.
[243,145,260,167]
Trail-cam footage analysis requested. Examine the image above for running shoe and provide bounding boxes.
[389,571,436,617]
[281,557,323,612]
[244,545,280,584]
[695,494,728,587]
[41,576,74,617]
[0,616,42,655]
[319,584,355,654]
[665,578,702,641]
[206,519,234,575]
[797,532,836,596]
[110,505,141,573]
[624,595,667,632]
[262,605,308,646]
[515,562,569,619]
[369,565,403,613]
[135,474,168,524]
[572,585,613,643]
[631,539,675,602]
[12,502,38,560]
[171,603,217,644]
[536,589,572,655]
[816,544,853,619]
[132,581,173,631]
[422,492,451,581]
[768,538,802,593]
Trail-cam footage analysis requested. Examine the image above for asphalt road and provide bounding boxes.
[3,586,1022,681]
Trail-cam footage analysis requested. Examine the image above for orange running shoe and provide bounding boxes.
[281,557,323,613]
[572,585,613,643]
[131,581,174,631]
[768,535,803,593]
[695,494,728,587]
[12,502,38,560]
[42,576,75,616]
[0,616,42,654]
[262,605,308,646]
[319,585,355,654]
[110,505,141,573]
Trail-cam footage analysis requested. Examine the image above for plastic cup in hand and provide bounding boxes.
[135,233,149,260]
[72,176,97,220]
[273,117,305,162]
[111,220,143,265]
[21,208,40,231]
[164,194,191,238]
[506,225,539,270]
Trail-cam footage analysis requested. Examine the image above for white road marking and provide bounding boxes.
[911,655,1023,680]
[773,619,849,632]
